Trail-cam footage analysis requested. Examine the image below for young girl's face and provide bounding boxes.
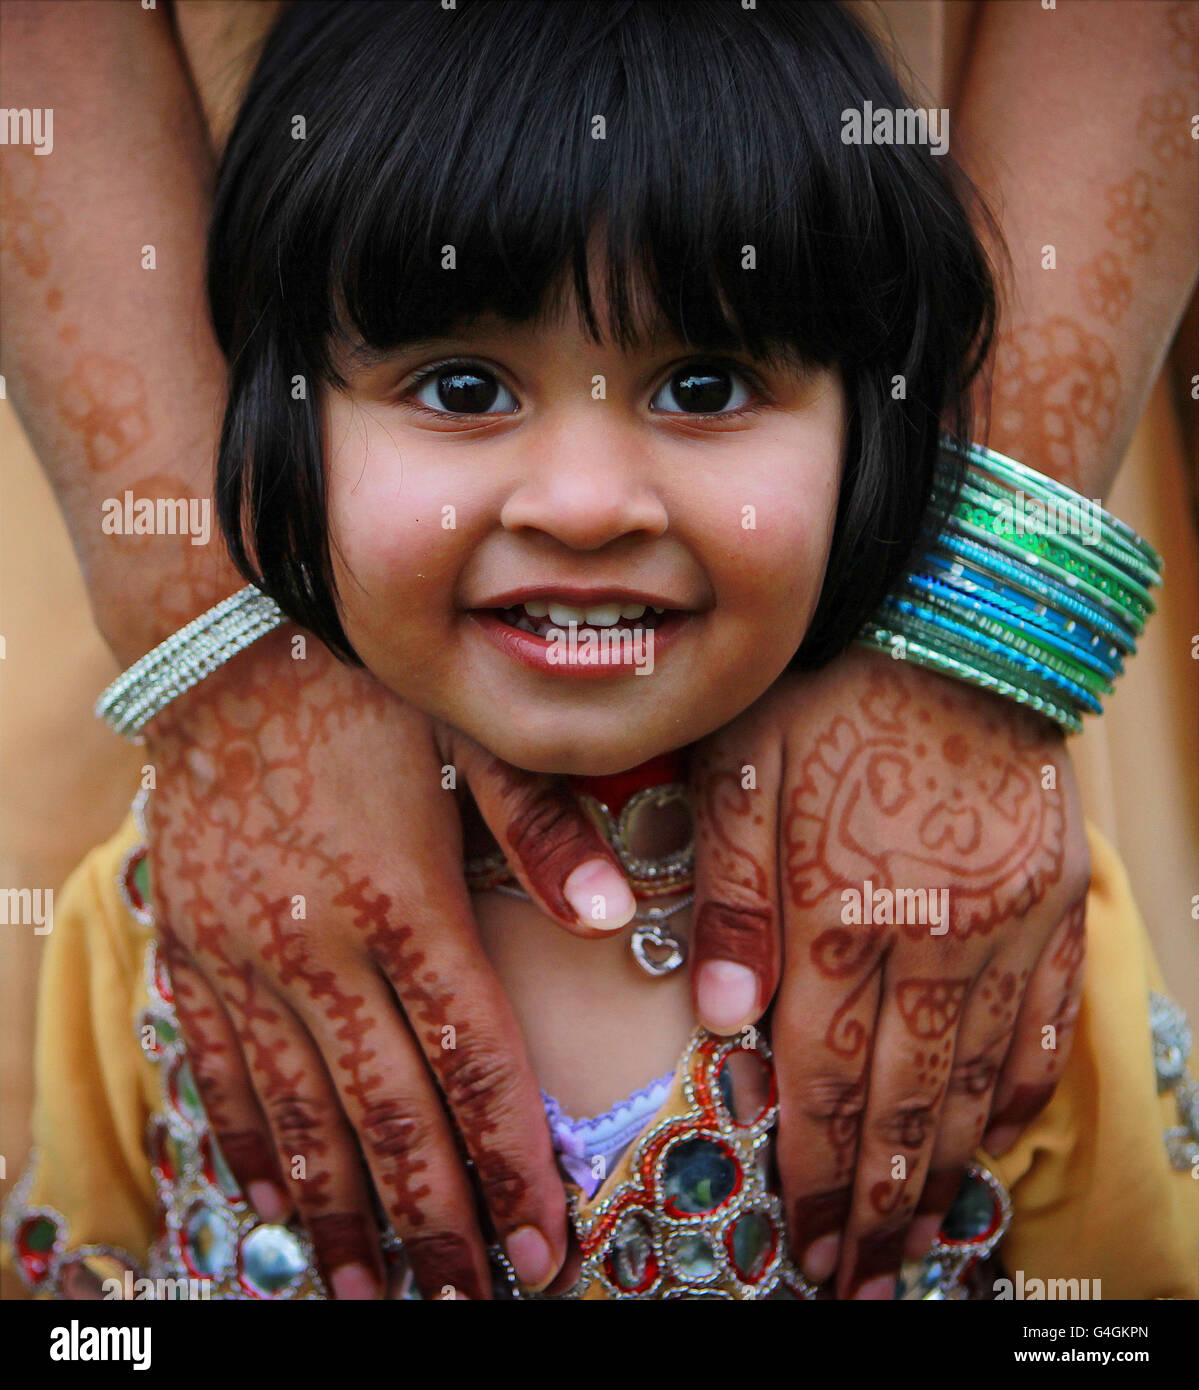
[322,269,845,776]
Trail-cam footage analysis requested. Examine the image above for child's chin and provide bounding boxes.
[485,731,678,779]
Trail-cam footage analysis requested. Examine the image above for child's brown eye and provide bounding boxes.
[410,362,518,414]
[650,363,753,415]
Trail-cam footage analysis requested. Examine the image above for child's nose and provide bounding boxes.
[499,423,669,550]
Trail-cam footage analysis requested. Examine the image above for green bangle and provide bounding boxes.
[941,500,1152,630]
[856,622,1081,733]
[949,467,1160,589]
[943,490,1155,620]
[882,603,1088,711]
[946,439,1164,573]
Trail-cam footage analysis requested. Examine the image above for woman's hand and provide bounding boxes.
[143,625,635,1301]
[688,643,1091,1300]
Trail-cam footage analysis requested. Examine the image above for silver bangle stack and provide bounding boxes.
[95,585,285,737]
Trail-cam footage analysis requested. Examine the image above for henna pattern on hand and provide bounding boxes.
[895,978,970,1040]
[785,663,1066,938]
[1167,1,1199,74]
[147,637,513,1253]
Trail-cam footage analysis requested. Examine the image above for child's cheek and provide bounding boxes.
[322,404,464,653]
[704,447,841,653]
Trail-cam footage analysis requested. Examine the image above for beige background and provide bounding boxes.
[2,0,1197,1214]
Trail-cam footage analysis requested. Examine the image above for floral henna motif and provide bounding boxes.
[0,147,62,279]
[1078,250,1133,327]
[784,663,1066,938]
[895,978,971,1041]
[1104,171,1161,255]
[1136,86,1193,167]
[56,351,152,471]
[990,317,1120,491]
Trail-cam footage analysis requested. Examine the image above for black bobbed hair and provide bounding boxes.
[208,0,1002,667]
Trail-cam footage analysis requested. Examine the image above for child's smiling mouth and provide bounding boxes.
[467,586,698,678]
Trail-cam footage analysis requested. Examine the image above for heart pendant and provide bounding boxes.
[630,922,686,977]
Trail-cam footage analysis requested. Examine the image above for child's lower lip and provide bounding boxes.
[469,610,690,678]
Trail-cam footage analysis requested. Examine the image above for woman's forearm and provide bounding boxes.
[956,0,1198,497]
[0,0,240,667]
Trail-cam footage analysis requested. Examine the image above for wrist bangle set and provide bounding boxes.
[95,585,285,737]
[95,441,1162,739]
[854,439,1163,733]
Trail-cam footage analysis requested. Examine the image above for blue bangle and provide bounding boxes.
[922,550,1128,669]
[879,596,1105,714]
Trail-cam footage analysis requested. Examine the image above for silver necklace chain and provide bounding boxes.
[490,882,692,978]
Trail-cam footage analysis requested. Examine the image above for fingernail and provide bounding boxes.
[697,960,758,1034]
[981,1123,1020,1155]
[505,1225,555,1289]
[247,1180,290,1224]
[563,860,636,930]
[802,1233,840,1284]
[853,1275,895,1301]
[330,1262,380,1301]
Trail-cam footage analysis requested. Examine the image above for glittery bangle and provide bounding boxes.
[854,438,1163,733]
[856,622,1081,733]
[940,494,1153,625]
[879,597,1104,714]
[950,468,1160,589]
[902,576,1114,697]
[939,533,1140,653]
[95,586,286,738]
[944,439,1163,572]
[921,553,1125,675]
[947,476,1157,610]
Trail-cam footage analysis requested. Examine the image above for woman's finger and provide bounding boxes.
[276,944,509,1301]
[445,726,636,936]
[213,974,394,1300]
[901,950,1029,1263]
[834,969,967,1300]
[773,924,884,1289]
[688,728,784,1034]
[983,898,1087,1155]
[157,934,291,1225]
[364,889,573,1295]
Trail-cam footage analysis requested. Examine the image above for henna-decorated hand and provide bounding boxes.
[688,644,1091,1300]
[141,625,636,1301]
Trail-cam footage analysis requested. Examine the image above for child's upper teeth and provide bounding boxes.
[543,601,626,627]
[518,598,657,626]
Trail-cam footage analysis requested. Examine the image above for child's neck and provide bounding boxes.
[466,747,698,1118]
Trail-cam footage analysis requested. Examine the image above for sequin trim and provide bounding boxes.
[1150,990,1199,1173]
